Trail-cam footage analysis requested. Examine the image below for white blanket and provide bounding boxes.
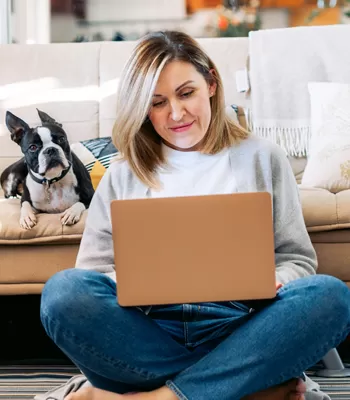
[249,24,350,157]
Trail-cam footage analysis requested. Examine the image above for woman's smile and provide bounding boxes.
[169,121,195,134]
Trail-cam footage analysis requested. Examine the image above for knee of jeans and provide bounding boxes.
[40,268,101,326]
[309,275,350,327]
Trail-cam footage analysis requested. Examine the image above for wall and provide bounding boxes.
[0,0,11,44]
[50,0,189,42]
[11,0,50,44]
[86,0,186,21]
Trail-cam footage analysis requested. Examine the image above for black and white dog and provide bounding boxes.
[1,109,94,230]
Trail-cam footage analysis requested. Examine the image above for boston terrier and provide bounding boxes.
[1,157,27,198]
[1,109,94,230]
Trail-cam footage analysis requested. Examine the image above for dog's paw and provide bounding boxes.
[60,202,85,226]
[20,214,37,230]
[20,202,37,230]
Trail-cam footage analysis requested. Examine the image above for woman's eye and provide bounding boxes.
[29,145,38,152]
[152,100,166,108]
[181,90,194,98]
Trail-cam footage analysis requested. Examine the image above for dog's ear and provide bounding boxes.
[5,111,30,145]
[36,109,62,127]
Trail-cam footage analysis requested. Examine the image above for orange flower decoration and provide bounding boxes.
[218,15,229,30]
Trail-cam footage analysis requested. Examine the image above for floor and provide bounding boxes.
[2,364,350,400]
[2,295,350,399]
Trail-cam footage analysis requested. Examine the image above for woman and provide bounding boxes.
[40,31,350,400]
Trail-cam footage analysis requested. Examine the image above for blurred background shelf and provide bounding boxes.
[5,0,350,44]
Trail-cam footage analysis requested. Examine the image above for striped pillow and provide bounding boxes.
[70,137,118,190]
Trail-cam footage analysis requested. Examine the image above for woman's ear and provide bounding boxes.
[208,68,217,97]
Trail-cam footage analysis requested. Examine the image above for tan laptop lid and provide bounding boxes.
[111,192,276,307]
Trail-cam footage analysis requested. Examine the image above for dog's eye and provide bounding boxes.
[58,137,65,144]
[29,145,38,152]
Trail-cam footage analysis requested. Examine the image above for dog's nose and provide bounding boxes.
[45,147,58,156]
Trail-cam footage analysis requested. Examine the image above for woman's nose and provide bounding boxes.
[170,102,185,122]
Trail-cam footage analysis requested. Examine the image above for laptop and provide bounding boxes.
[110,192,276,307]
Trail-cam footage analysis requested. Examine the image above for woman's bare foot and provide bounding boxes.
[65,377,306,400]
[243,378,306,400]
[64,385,178,400]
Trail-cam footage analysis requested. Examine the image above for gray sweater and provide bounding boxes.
[75,135,317,284]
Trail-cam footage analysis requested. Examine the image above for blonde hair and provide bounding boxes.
[112,30,249,188]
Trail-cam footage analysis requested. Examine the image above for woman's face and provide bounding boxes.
[148,61,216,152]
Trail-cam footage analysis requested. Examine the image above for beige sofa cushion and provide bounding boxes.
[0,243,79,293]
[1,187,349,246]
[299,186,350,232]
[0,198,86,244]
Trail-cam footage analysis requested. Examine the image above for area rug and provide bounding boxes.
[1,365,350,399]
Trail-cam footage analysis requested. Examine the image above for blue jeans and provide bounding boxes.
[40,269,350,400]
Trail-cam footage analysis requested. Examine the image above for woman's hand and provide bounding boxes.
[276,282,283,292]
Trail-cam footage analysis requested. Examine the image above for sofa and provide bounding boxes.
[1,36,350,297]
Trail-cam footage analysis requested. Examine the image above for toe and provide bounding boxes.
[288,394,305,400]
[296,378,306,394]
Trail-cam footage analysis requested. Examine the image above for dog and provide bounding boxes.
[1,109,95,230]
[1,157,27,198]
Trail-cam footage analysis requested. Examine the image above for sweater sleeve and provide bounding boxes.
[271,147,318,284]
[74,164,118,281]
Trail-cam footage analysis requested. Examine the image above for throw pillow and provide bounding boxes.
[71,137,118,190]
[301,82,350,193]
